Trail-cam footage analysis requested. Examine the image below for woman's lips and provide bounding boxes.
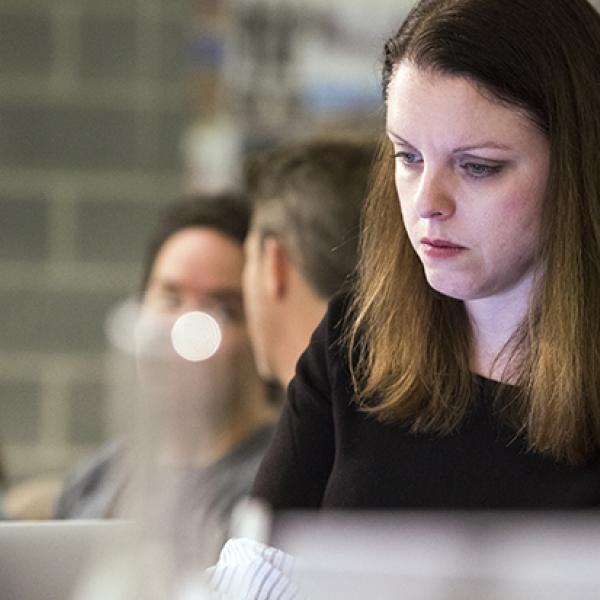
[420,238,466,259]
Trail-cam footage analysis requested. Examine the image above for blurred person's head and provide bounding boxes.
[135,194,272,463]
[140,194,249,298]
[243,139,374,387]
[140,195,248,362]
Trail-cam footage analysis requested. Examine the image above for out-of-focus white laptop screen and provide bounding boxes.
[271,511,600,600]
[0,520,133,600]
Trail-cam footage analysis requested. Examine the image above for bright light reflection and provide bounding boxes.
[170,311,222,362]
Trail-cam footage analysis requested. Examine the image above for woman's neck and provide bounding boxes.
[465,286,532,383]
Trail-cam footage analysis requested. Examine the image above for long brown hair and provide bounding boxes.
[349,0,600,464]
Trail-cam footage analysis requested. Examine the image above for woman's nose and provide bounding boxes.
[414,169,455,220]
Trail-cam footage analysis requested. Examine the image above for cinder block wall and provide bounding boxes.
[0,0,185,481]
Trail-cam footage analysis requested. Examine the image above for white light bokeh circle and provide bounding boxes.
[170,311,222,362]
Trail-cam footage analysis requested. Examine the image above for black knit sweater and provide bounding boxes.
[252,293,600,509]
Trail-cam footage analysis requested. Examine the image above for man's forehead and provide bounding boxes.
[150,275,241,297]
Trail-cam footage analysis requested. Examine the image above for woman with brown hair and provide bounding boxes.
[251,0,600,509]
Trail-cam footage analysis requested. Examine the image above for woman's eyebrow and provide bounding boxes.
[452,141,512,153]
[385,130,513,154]
[385,130,413,146]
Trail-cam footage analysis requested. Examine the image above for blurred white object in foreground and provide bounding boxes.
[206,511,600,600]
[70,305,242,599]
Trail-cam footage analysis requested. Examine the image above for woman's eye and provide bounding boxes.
[394,151,422,166]
[461,162,502,178]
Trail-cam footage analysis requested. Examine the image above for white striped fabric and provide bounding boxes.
[206,538,302,600]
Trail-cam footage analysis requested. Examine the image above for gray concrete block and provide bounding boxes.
[0,380,41,444]
[76,198,165,263]
[66,380,107,444]
[0,13,52,77]
[0,196,49,260]
[159,20,185,81]
[79,0,139,17]
[1,289,121,353]
[0,102,138,171]
[80,15,137,80]
[138,109,184,172]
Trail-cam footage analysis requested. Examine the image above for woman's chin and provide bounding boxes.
[424,272,478,302]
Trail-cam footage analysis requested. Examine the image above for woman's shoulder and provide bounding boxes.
[315,287,355,349]
[299,289,351,367]
[294,288,355,399]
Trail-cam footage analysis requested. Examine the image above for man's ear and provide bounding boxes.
[262,237,290,300]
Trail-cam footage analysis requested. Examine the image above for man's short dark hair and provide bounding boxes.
[140,193,249,292]
[245,139,375,299]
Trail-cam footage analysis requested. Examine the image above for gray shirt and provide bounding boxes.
[55,424,274,546]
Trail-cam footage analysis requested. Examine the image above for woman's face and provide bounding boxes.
[386,62,550,306]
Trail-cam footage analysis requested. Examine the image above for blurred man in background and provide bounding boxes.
[242,138,374,388]
[55,195,274,546]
